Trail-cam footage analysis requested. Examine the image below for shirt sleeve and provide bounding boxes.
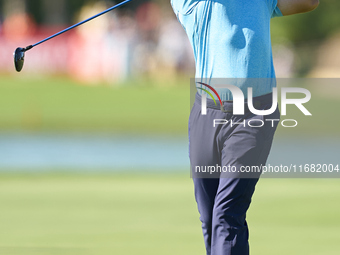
[269,0,283,18]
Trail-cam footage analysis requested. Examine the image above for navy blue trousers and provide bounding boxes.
[189,93,279,255]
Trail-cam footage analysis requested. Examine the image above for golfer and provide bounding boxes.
[171,0,318,254]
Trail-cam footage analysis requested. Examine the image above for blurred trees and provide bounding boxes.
[271,0,340,76]
[41,0,67,25]
[271,0,340,44]
[1,0,86,24]
[2,0,26,18]
[0,0,146,25]
[1,0,338,77]
[2,0,338,45]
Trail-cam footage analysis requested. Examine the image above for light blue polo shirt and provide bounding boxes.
[171,0,282,100]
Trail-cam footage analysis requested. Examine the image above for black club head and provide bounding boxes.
[14,47,25,72]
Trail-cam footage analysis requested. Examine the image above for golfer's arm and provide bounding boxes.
[278,0,319,16]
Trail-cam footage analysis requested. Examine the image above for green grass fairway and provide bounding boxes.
[0,75,190,134]
[0,173,339,255]
[0,75,339,136]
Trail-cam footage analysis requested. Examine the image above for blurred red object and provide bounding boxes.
[2,13,37,41]
[135,2,161,31]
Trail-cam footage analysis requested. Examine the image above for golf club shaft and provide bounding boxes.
[25,0,132,51]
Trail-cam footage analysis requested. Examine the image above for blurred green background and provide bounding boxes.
[0,1,340,255]
[1,174,340,255]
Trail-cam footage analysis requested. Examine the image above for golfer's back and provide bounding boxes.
[171,0,282,99]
